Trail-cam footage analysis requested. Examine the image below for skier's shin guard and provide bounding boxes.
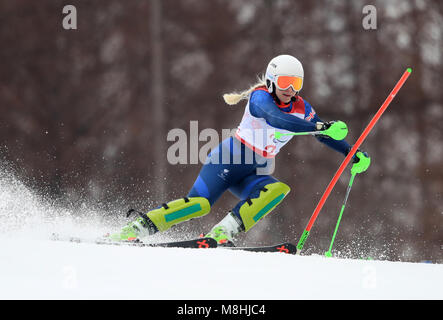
[146,197,210,232]
[235,181,290,232]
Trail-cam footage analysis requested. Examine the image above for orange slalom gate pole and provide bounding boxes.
[296,68,412,253]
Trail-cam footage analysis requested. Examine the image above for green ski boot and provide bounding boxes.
[107,213,158,242]
[204,211,244,247]
[205,226,235,247]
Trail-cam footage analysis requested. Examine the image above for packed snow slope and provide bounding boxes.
[0,236,442,300]
[0,167,442,300]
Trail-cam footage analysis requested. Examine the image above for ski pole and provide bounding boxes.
[296,68,412,254]
[324,171,357,258]
[275,130,323,139]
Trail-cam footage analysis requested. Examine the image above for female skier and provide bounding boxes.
[109,54,370,245]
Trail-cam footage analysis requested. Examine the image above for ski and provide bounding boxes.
[96,237,218,249]
[51,233,217,249]
[51,233,296,253]
[224,242,297,255]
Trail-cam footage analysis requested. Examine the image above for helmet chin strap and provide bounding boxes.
[266,79,274,93]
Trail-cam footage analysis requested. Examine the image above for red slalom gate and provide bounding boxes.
[296,68,412,253]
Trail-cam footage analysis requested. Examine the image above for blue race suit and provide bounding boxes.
[188,86,352,218]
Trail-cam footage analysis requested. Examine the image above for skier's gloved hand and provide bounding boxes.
[316,121,348,140]
[351,150,371,174]
[315,121,334,131]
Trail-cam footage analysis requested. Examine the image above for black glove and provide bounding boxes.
[315,121,335,131]
[347,148,370,163]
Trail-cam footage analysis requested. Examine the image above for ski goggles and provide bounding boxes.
[275,75,303,91]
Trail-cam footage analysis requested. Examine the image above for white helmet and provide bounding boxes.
[265,54,304,93]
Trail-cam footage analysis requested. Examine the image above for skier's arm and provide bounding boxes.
[249,91,317,133]
[305,100,352,157]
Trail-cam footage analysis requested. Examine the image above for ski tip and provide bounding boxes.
[406,67,412,73]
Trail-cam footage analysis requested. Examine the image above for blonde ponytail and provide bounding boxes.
[223,75,266,106]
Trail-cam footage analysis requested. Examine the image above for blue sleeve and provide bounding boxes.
[249,90,316,132]
[305,100,352,157]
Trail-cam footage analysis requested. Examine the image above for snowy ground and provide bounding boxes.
[0,236,442,300]
[1,168,442,300]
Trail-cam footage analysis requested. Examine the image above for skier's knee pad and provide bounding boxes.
[147,197,210,232]
[236,181,290,232]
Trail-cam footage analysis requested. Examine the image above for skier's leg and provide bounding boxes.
[109,137,254,241]
[187,136,256,205]
[108,196,212,241]
[142,141,239,236]
[205,174,290,244]
[233,178,290,232]
[110,165,228,241]
[141,153,234,235]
